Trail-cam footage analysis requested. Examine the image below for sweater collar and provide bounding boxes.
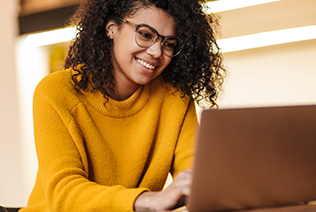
[83,81,151,118]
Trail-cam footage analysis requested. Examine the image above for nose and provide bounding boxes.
[146,38,163,58]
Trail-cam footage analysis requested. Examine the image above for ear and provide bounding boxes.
[106,20,117,39]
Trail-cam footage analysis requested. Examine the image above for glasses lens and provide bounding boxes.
[135,26,181,57]
[136,26,156,48]
[162,37,180,57]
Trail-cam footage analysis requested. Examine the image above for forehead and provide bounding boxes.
[126,7,176,36]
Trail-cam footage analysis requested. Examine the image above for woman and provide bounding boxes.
[21,0,225,211]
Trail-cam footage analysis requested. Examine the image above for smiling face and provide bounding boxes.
[106,6,175,100]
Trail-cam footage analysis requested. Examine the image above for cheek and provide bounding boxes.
[114,41,144,63]
[112,42,135,66]
[113,31,136,54]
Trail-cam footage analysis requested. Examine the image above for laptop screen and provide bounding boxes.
[189,105,316,212]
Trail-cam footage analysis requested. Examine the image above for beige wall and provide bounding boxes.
[220,39,316,107]
[217,0,316,107]
[0,0,25,207]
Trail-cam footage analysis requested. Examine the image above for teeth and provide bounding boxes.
[137,59,156,70]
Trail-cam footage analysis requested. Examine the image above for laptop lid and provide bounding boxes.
[188,105,316,212]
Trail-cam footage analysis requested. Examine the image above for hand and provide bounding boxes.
[134,168,193,211]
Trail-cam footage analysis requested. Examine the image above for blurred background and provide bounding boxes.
[0,0,315,207]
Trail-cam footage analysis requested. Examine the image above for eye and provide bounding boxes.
[163,41,176,50]
[164,42,175,49]
[137,30,153,40]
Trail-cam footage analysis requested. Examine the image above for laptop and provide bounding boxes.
[188,105,316,212]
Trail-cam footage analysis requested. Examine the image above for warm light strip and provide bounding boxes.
[25,27,77,47]
[24,25,316,53]
[203,0,281,13]
[25,0,283,47]
[217,25,316,53]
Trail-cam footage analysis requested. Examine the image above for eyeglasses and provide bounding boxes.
[121,19,181,57]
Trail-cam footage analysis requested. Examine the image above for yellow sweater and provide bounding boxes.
[21,70,197,212]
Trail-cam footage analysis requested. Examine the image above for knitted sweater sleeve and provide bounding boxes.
[171,100,198,177]
[32,83,148,212]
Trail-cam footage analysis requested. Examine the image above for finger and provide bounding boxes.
[176,168,193,180]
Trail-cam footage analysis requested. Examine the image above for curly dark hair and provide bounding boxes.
[65,0,226,108]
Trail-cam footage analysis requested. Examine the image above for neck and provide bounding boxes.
[110,84,141,101]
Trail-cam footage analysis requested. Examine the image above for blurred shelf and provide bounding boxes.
[20,0,80,16]
[19,4,79,35]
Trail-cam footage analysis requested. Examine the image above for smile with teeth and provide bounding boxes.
[136,58,156,70]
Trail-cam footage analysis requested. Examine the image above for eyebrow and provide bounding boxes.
[122,19,177,38]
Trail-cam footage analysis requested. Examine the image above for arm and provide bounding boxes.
[33,91,148,212]
[134,100,198,211]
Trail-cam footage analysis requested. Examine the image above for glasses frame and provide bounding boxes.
[121,19,181,57]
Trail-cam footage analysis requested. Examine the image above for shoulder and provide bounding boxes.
[35,69,72,91]
[151,76,192,108]
[149,76,195,119]
[34,69,80,108]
